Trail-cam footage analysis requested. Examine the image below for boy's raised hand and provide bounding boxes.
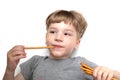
[93,66,114,80]
[6,45,26,72]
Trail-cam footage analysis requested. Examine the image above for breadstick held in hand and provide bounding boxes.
[24,46,54,49]
[80,62,117,80]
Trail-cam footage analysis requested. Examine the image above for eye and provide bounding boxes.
[64,32,71,36]
[49,30,56,34]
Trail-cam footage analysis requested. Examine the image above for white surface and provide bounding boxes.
[0,0,120,79]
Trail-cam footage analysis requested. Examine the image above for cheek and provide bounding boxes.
[46,35,49,44]
[65,41,75,49]
[46,35,52,44]
[66,40,78,49]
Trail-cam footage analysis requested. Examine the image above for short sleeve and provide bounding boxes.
[20,55,43,80]
[80,57,98,80]
[80,57,98,68]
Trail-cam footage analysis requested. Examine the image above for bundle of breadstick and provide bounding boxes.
[80,62,117,80]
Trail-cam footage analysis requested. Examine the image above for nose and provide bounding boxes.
[54,33,63,42]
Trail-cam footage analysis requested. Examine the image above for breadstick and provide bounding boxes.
[24,46,54,49]
[80,62,93,71]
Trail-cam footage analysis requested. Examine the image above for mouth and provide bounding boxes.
[53,45,63,48]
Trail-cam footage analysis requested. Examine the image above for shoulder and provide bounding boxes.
[20,55,48,67]
[19,55,48,79]
[27,55,48,64]
[30,55,47,60]
[72,56,98,68]
[71,56,88,62]
[31,55,47,59]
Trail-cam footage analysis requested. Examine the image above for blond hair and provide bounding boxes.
[46,10,87,39]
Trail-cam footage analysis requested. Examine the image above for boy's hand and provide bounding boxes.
[6,45,26,72]
[93,66,114,80]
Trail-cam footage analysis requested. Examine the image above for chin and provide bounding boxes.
[50,53,65,59]
[51,54,68,59]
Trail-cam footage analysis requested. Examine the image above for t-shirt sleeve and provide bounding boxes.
[19,55,43,80]
[80,57,98,68]
[79,57,98,80]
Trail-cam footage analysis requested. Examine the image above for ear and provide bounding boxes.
[74,39,80,49]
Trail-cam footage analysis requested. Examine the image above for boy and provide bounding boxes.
[3,10,120,80]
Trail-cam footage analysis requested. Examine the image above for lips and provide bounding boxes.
[53,45,63,48]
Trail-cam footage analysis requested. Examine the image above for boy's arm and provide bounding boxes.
[3,69,14,80]
[15,72,25,80]
[3,71,24,80]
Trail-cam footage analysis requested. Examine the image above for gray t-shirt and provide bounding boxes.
[20,55,97,80]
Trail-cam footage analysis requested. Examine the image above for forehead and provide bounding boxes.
[49,22,76,31]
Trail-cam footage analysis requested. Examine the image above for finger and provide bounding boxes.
[94,66,107,80]
[11,50,26,56]
[7,46,26,57]
[93,66,100,77]
[102,71,109,80]
[13,54,26,61]
[10,55,26,67]
[8,45,25,54]
[8,51,26,63]
[97,69,103,80]
[106,72,113,80]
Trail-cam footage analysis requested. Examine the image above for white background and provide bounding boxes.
[0,0,120,79]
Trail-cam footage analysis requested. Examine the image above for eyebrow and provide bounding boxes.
[48,27,56,30]
[49,27,74,32]
[64,29,74,34]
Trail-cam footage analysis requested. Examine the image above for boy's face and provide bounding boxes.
[46,21,80,59]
